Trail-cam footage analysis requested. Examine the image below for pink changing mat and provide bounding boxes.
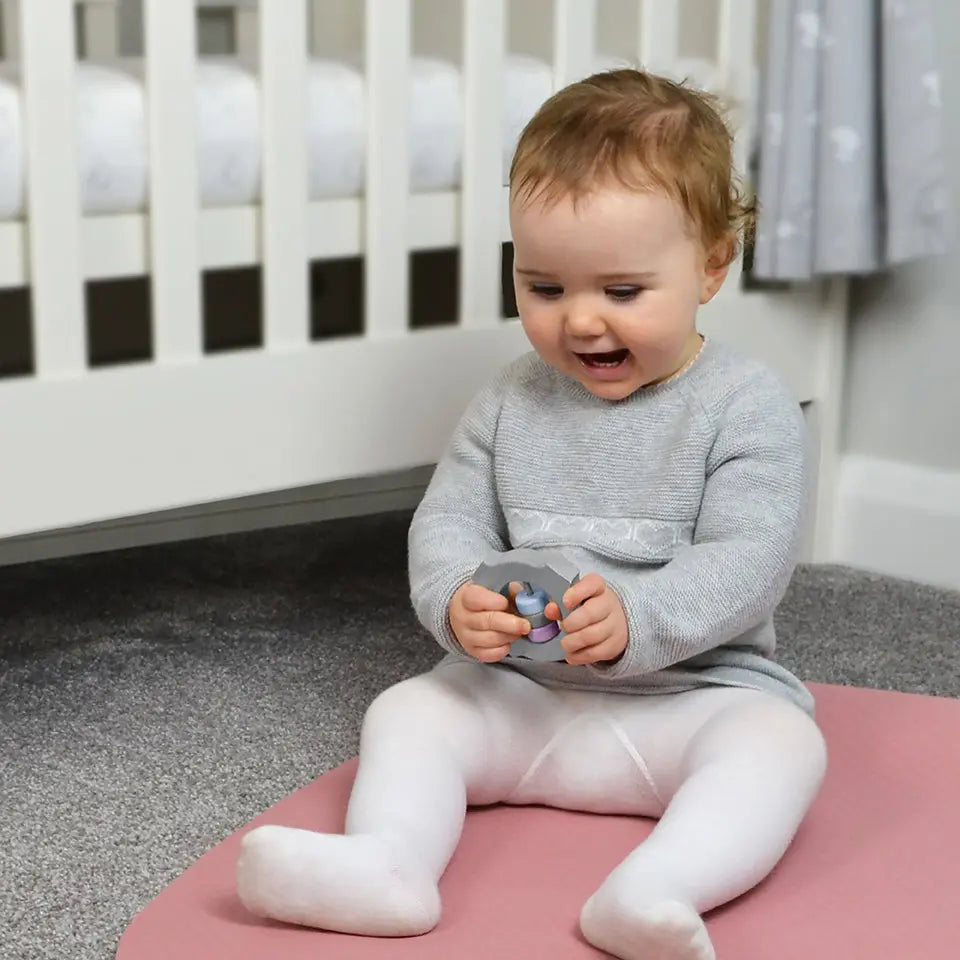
[117,682,960,958]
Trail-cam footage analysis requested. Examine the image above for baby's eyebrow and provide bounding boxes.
[514,268,657,282]
[514,267,550,277]
[596,272,657,282]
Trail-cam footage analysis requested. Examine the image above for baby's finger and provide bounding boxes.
[461,582,509,613]
[546,585,592,622]
[567,634,624,666]
[558,597,607,634]
[473,643,512,663]
[472,610,530,638]
[561,615,613,655]
[561,573,605,610]
[506,581,526,614]
[564,636,622,666]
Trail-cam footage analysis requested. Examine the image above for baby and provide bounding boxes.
[235,68,828,960]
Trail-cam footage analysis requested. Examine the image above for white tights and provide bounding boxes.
[236,660,827,959]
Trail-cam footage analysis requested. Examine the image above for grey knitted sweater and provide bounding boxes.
[407,337,815,716]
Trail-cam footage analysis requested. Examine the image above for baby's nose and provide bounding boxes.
[564,307,606,338]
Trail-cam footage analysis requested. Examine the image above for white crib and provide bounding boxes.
[0,0,848,565]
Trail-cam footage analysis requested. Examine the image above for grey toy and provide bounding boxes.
[471,548,580,663]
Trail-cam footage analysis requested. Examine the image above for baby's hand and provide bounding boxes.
[450,582,531,663]
[545,574,628,666]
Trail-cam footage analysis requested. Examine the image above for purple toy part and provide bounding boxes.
[528,622,560,644]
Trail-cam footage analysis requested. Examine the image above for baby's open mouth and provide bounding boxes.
[576,349,630,368]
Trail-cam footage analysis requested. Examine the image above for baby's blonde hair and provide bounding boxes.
[509,68,755,266]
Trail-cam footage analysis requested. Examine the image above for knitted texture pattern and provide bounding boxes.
[408,338,815,715]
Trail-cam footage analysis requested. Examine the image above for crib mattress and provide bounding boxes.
[0,54,559,220]
[0,54,723,221]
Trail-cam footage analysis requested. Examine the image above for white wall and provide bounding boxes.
[845,261,959,470]
[844,0,960,473]
[835,0,960,589]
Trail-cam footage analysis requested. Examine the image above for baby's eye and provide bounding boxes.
[605,286,643,302]
[530,283,563,299]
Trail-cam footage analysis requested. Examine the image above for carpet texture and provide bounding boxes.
[1,509,958,960]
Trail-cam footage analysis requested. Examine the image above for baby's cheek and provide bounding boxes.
[635,299,691,345]
[625,311,669,349]
[521,310,561,350]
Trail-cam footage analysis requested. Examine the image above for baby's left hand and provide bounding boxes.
[545,574,628,666]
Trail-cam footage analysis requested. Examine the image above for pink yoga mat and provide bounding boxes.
[118,683,960,959]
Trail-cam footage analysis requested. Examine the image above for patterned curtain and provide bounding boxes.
[751,0,952,281]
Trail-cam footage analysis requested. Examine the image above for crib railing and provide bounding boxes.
[0,0,769,544]
[5,0,759,373]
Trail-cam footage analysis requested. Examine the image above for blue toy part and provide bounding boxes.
[471,548,581,663]
[514,586,549,616]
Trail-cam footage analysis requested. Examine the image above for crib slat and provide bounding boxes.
[553,0,597,88]
[639,0,679,74]
[261,0,310,347]
[717,0,757,102]
[364,0,410,338]
[459,0,505,329]
[144,0,202,362]
[20,0,86,378]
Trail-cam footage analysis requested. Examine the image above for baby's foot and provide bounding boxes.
[235,825,441,936]
[580,894,715,960]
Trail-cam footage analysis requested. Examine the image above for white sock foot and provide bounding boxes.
[580,893,715,960]
[235,824,441,937]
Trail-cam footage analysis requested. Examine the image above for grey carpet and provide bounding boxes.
[1,509,958,960]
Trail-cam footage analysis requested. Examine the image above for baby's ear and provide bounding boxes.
[699,235,734,304]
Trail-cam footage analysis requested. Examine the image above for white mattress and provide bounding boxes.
[0,54,721,221]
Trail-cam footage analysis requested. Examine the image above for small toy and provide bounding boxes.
[471,548,580,662]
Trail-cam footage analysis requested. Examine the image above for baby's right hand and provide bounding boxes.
[449,581,531,663]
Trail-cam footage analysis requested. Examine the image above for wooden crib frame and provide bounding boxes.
[0,0,848,566]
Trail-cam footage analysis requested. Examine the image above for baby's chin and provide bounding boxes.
[576,376,648,402]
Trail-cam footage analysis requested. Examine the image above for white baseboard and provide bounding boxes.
[834,454,960,591]
[0,466,434,568]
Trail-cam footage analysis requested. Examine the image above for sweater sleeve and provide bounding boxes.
[590,374,811,679]
[407,368,513,655]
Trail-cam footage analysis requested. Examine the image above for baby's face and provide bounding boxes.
[509,184,728,401]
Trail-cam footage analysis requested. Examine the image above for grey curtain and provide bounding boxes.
[751,0,952,281]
